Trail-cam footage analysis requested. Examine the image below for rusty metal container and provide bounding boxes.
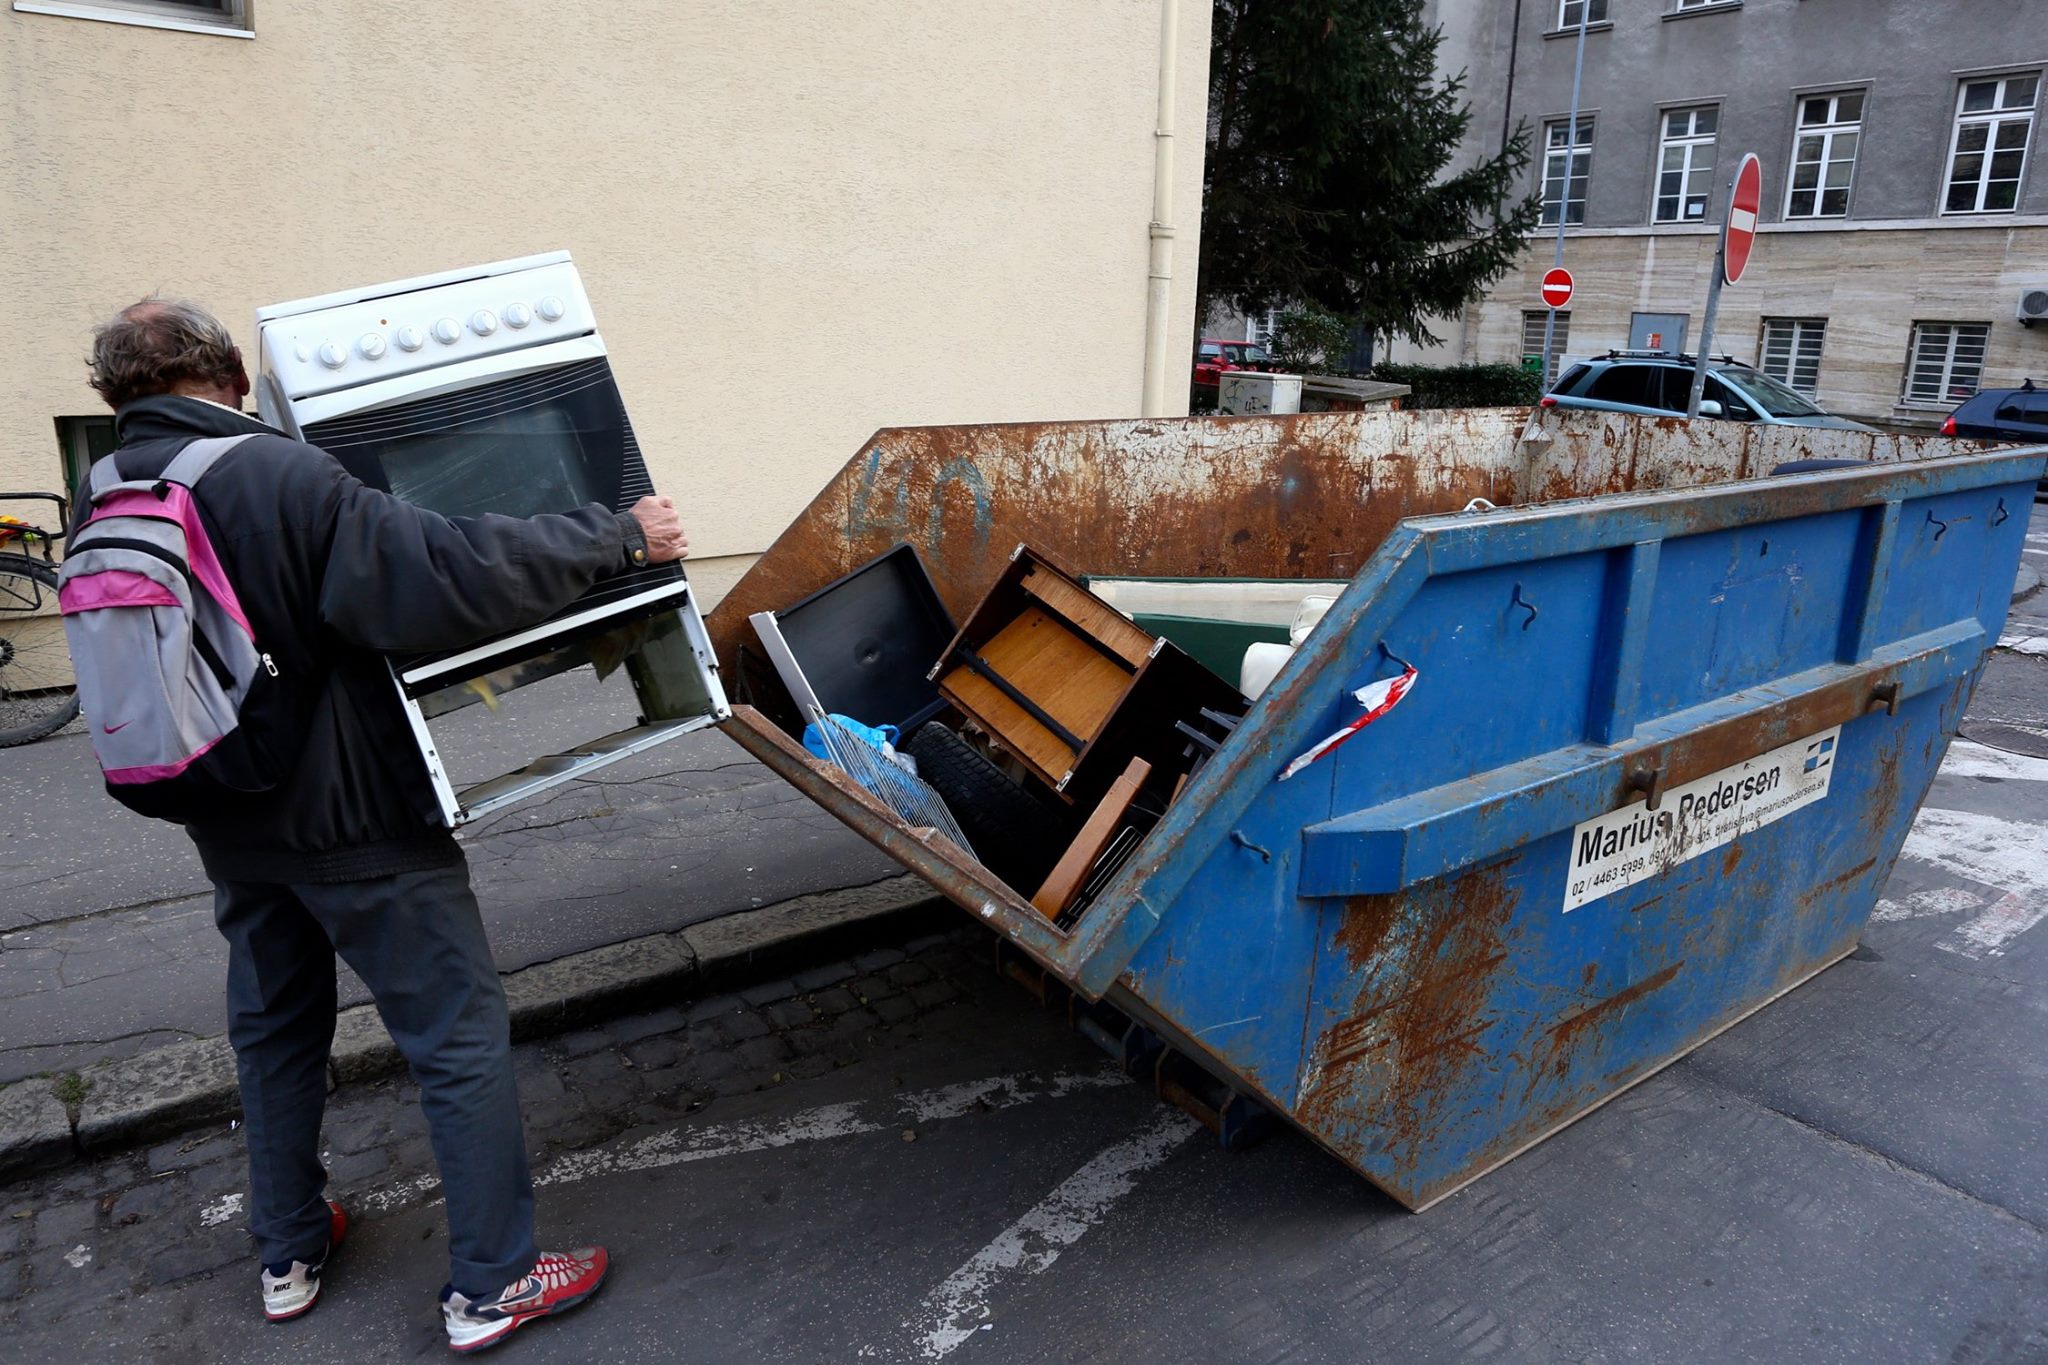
[708,408,2046,1209]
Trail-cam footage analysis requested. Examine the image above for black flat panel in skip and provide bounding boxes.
[773,544,955,735]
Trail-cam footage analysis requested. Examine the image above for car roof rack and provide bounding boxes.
[1602,348,1739,364]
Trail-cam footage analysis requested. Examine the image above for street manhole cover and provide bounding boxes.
[1958,720,2048,760]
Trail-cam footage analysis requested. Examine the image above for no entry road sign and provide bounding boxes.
[1541,267,1575,309]
[1724,153,1763,285]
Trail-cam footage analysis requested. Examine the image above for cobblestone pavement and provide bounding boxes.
[0,925,999,1357]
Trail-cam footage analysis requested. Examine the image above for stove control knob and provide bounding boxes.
[357,332,388,360]
[535,295,566,323]
[316,340,348,370]
[503,301,533,329]
[394,324,426,352]
[293,343,311,364]
[469,309,499,337]
[432,317,462,345]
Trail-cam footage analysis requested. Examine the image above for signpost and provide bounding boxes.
[1541,267,1575,310]
[1536,6,1592,392]
[1685,152,1763,419]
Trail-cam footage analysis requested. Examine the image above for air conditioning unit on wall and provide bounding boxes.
[2020,288,2048,327]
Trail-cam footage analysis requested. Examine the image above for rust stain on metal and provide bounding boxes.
[1615,666,1909,808]
[1294,867,1520,1165]
[1545,962,1684,1048]
[1798,856,1879,908]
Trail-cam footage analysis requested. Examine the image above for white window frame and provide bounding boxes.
[1941,73,2039,215]
[1784,91,1863,219]
[1673,0,1738,10]
[1542,116,1594,227]
[1557,0,1608,28]
[1654,106,1720,224]
[1758,318,1827,398]
[1522,310,1570,362]
[1245,308,1283,352]
[1902,322,1991,407]
[11,1,252,37]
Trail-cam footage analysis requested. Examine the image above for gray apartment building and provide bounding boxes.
[1387,0,2048,425]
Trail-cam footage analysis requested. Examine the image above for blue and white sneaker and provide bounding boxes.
[441,1247,610,1354]
[261,1199,349,1322]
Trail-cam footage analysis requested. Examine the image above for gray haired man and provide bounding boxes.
[80,298,685,1352]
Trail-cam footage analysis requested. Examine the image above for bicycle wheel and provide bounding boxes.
[0,556,81,746]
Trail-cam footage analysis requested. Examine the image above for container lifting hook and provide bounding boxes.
[1510,583,1539,630]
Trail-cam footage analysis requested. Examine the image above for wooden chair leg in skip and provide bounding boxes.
[1031,756,1152,921]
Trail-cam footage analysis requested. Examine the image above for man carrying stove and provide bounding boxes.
[77,298,688,1353]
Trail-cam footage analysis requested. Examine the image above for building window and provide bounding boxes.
[1654,107,1719,223]
[1558,0,1608,27]
[1522,309,1571,363]
[1903,323,1990,405]
[1673,0,1737,9]
[1542,117,1594,226]
[1245,308,1283,352]
[1759,319,1826,397]
[54,415,120,506]
[1943,74,2038,214]
[1785,92,1862,218]
[10,2,250,36]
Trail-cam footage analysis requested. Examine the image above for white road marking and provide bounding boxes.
[536,1066,1128,1189]
[208,1066,1133,1224]
[1937,739,2048,783]
[892,1106,1201,1360]
[1997,630,2048,657]
[63,1244,92,1269]
[198,1192,242,1228]
[1939,892,2047,960]
[1870,885,1985,923]
[1897,806,2048,959]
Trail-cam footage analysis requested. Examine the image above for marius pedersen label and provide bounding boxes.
[1563,726,1841,912]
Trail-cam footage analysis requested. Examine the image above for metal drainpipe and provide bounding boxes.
[1140,0,1180,418]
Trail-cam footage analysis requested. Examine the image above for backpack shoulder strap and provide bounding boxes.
[159,433,260,489]
[87,433,259,503]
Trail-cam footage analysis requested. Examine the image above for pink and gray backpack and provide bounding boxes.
[59,435,297,820]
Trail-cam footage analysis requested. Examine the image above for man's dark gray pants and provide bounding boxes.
[213,862,537,1296]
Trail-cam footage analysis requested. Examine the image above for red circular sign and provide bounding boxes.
[1540,267,1575,309]
[1724,153,1763,285]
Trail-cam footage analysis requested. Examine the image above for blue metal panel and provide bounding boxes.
[1078,449,2045,1208]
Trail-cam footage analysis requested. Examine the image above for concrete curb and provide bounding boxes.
[2017,563,2041,602]
[0,874,949,1184]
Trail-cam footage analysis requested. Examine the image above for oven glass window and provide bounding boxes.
[304,357,638,518]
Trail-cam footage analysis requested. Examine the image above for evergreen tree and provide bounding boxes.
[1198,0,1540,351]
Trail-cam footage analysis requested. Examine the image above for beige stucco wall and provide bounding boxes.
[1,0,1210,584]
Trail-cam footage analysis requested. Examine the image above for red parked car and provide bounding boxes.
[1192,337,1275,405]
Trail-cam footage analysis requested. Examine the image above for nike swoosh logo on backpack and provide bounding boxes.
[103,720,132,733]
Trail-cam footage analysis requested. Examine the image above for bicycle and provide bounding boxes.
[0,491,82,746]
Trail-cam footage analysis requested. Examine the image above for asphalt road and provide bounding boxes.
[4,770,2045,1365]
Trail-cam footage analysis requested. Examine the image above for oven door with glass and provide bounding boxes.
[285,339,727,825]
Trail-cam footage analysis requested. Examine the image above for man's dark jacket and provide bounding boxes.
[97,394,646,884]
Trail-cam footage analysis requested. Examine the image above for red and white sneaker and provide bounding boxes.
[440,1247,610,1354]
[261,1199,350,1322]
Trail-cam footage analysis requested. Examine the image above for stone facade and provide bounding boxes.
[1401,0,2048,425]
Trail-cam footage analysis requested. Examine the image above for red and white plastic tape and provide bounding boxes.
[1278,665,1418,782]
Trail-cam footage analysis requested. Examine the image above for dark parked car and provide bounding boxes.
[1945,380,2048,497]
[1943,380,2048,441]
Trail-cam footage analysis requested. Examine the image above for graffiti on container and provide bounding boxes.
[849,446,993,552]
